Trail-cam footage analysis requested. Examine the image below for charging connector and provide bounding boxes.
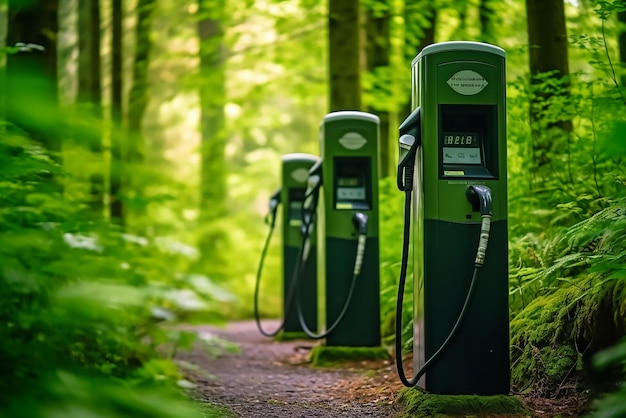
[352,213,368,276]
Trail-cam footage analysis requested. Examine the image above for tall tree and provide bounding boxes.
[365,1,391,177]
[525,0,572,171]
[618,10,626,86]
[127,0,156,161]
[400,0,437,120]
[6,0,60,155]
[328,0,362,111]
[479,0,498,44]
[78,0,104,217]
[197,0,228,274]
[110,0,124,222]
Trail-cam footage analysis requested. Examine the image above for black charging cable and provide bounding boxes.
[254,188,302,337]
[296,211,368,340]
[292,164,369,340]
[392,109,494,388]
[395,176,493,387]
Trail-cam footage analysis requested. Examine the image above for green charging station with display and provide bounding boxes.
[299,111,381,347]
[395,41,510,394]
[281,154,318,333]
[254,153,319,337]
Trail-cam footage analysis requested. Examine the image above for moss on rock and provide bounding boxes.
[273,331,310,342]
[510,276,626,395]
[309,345,390,367]
[396,388,528,417]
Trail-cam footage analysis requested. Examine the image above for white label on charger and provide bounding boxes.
[447,70,488,95]
[291,168,310,183]
[338,132,367,150]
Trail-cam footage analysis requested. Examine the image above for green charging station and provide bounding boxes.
[317,111,381,347]
[254,153,319,337]
[395,41,509,394]
[281,153,319,333]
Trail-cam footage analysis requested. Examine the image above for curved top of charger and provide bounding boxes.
[323,111,380,124]
[412,41,505,67]
[282,153,320,163]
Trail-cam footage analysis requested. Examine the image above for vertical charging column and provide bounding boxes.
[281,154,319,333]
[320,111,381,347]
[407,41,509,394]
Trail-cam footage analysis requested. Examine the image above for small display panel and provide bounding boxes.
[334,158,370,210]
[337,176,366,201]
[442,132,482,165]
[288,188,305,226]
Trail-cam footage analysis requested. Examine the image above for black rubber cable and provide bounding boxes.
[253,209,301,337]
[294,196,365,340]
[394,190,483,388]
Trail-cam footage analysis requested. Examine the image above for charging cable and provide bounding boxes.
[395,180,493,387]
[296,211,368,340]
[254,188,301,337]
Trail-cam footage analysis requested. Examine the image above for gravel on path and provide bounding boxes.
[179,320,404,418]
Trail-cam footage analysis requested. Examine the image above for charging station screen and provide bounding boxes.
[288,188,305,226]
[442,132,483,165]
[334,158,370,210]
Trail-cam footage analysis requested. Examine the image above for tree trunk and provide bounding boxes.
[197,0,228,272]
[400,1,436,120]
[365,4,391,177]
[618,11,626,86]
[328,0,362,111]
[78,0,104,217]
[109,0,124,222]
[6,0,60,156]
[525,0,572,170]
[127,0,155,161]
[478,0,497,44]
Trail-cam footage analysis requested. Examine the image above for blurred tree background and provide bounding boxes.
[0,0,625,416]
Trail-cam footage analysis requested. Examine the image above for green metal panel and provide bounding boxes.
[410,42,509,394]
[281,153,319,333]
[319,111,381,346]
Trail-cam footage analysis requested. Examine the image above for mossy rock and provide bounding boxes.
[510,277,626,395]
[274,331,311,342]
[396,387,530,418]
[309,345,390,367]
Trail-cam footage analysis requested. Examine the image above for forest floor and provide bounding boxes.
[179,320,590,417]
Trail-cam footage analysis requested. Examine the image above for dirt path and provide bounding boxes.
[180,320,404,417]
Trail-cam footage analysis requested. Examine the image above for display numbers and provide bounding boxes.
[444,134,475,145]
[338,177,360,186]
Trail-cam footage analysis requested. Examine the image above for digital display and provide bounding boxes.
[334,157,371,210]
[337,177,360,187]
[288,188,305,226]
[443,133,479,146]
[442,132,483,165]
[337,187,366,200]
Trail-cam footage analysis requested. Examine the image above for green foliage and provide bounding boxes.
[589,339,626,418]
[509,201,626,395]
[0,95,235,415]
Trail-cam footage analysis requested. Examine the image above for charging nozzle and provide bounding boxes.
[265,188,282,227]
[352,212,368,235]
[397,108,421,192]
[466,185,493,216]
[466,185,493,267]
[351,212,368,276]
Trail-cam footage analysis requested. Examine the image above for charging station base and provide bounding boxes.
[396,389,529,417]
[274,331,311,342]
[309,345,390,368]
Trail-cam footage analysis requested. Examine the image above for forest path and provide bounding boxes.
[179,320,404,417]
